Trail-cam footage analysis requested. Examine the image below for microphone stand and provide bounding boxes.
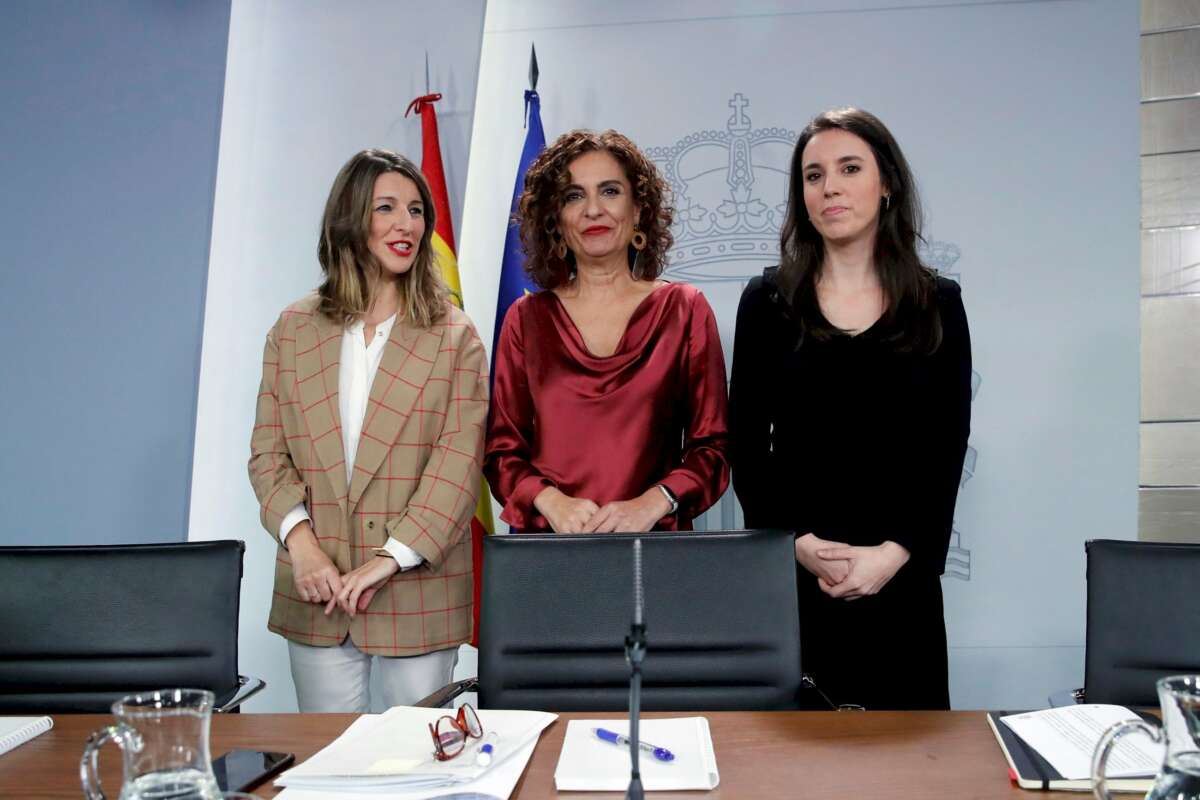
[625,539,646,800]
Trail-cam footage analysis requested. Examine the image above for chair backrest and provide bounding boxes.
[0,540,245,713]
[1084,538,1200,706]
[478,529,801,711]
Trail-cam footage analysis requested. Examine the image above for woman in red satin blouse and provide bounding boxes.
[485,129,730,533]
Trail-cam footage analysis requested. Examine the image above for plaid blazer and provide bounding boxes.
[249,295,487,656]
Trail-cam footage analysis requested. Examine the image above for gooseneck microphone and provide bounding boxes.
[625,538,647,800]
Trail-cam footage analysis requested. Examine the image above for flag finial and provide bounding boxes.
[528,43,539,93]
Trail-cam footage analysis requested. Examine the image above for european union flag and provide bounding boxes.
[492,89,545,357]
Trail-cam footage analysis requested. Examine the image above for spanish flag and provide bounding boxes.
[406,92,493,646]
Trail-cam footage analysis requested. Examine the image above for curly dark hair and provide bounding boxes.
[516,129,673,289]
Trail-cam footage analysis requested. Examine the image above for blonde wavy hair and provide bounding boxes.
[317,149,446,328]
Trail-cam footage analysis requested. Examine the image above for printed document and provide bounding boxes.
[1000,705,1162,780]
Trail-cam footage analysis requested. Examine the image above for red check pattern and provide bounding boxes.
[249,295,487,655]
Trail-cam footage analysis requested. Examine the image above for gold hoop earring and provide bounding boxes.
[631,228,647,251]
[555,239,568,260]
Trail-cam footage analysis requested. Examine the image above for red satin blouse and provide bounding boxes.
[485,282,730,532]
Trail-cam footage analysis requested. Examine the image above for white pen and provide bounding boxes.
[476,731,500,766]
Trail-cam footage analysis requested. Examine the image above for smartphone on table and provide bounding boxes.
[212,749,295,794]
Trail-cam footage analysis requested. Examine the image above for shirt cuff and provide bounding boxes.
[278,503,311,544]
[500,474,556,531]
[380,537,425,571]
[658,472,699,518]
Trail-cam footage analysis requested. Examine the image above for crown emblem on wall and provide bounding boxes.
[647,93,797,282]
[919,239,962,282]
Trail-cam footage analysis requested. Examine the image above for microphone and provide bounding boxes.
[625,538,646,800]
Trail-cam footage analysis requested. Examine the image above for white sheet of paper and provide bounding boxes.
[1000,705,1163,780]
[554,717,719,791]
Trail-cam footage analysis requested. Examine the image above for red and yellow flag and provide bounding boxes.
[407,92,494,646]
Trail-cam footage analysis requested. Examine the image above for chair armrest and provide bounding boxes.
[1047,687,1084,707]
[215,674,267,713]
[414,677,477,708]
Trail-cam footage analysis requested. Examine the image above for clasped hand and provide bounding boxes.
[795,533,910,601]
[534,486,672,533]
[286,523,398,618]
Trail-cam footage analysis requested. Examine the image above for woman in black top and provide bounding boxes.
[729,108,971,710]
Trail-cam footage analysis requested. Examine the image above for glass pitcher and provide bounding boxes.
[1092,675,1200,800]
[80,688,222,800]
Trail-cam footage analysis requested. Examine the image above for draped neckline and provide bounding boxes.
[546,281,674,361]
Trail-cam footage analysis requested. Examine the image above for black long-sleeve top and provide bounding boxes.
[729,270,972,575]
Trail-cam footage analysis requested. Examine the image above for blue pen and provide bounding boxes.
[592,727,675,762]
[476,731,499,766]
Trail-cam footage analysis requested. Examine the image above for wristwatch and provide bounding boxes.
[656,484,679,516]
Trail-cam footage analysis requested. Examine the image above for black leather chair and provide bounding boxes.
[0,540,264,713]
[425,529,802,711]
[1063,539,1200,707]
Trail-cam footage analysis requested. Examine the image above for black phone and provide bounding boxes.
[212,749,295,794]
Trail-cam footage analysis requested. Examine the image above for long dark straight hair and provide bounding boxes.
[777,107,941,354]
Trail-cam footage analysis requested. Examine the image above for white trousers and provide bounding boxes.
[287,638,458,713]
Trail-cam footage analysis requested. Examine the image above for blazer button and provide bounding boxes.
[367,521,375,529]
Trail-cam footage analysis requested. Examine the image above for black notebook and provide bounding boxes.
[986,711,1155,793]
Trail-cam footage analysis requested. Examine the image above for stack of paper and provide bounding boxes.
[275,706,555,798]
[554,717,719,791]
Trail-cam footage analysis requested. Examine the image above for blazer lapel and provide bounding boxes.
[347,318,443,512]
[295,311,349,516]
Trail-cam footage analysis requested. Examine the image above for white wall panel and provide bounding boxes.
[1141,294,1200,422]
[1142,225,1200,295]
[1141,98,1200,155]
[1141,421,1200,485]
[1143,0,1200,31]
[1143,151,1200,229]
[1142,28,1200,98]
[1139,487,1200,541]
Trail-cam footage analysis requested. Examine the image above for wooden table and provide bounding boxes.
[5,711,1057,798]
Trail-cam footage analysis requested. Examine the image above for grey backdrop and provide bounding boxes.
[0,0,231,546]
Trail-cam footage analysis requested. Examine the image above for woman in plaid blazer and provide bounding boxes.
[249,150,488,712]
